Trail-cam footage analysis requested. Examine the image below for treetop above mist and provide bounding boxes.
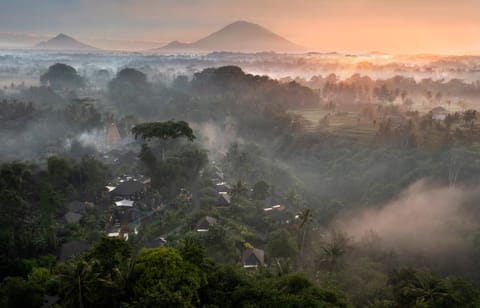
[40,63,85,91]
[132,121,196,142]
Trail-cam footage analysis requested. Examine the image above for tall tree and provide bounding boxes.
[131,247,206,307]
[297,208,313,260]
[40,63,85,91]
[132,120,196,161]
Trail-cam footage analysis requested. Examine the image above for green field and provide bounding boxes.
[289,106,377,141]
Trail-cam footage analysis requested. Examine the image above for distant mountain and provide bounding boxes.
[35,33,98,51]
[154,21,305,53]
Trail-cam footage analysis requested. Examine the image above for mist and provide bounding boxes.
[333,180,480,273]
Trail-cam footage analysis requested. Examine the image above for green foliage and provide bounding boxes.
[108,68,152,114]
[0,100,35,131]
[132,120,196,142]
[40,63,85,90]
[65,98,103,132]
[48,156,72,191]
[57,258,120,308]
[388,268,480,308]
[232,274,347,307]
[201,267,348,307]
[0,157,109,280]
[84,237,132,275]
[138,143,156,172]
[462,109,477,125]
[28,267,58,295]
[131,247,206,307]
[267,228,298,258]
[252,180,270,200]
[151,146,208,197]
[177,237,209,269]
[0,276,44,308]
[111,68,147,87]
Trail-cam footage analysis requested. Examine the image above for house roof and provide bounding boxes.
[111,180,144,196]
[68,201,86,213]
[241,248,265,267]
[64,211,83,224]
[58,240,91,260]
[143,237,167,249]
[268,210,290,223]
[217,193,232,206]
[216,182,231,192]
[431,106,447,113]
[115,199,135,207]
[264,204,286,212]
[196,216,218,230]
[41,295,60,308]
[264,204,289,222]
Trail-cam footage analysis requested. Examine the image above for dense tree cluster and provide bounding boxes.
[0,157,110,281]
[2,62,480,307]
[40,63,85,91]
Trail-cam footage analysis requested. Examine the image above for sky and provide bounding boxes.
[0,0,479,54]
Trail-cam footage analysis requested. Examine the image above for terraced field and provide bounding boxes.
[289,106,377,142]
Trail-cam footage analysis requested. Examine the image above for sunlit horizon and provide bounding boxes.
[0,0,479,54]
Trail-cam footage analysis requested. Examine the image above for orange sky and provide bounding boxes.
[1,0,479,54]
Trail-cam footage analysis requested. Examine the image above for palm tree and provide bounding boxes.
[231,180,248,198]
[59,260,100,308]
[285,190,303,210]
[296,208,313,260]
[405,272,451,307]
[59,259,121,308]
[316,231,349,273]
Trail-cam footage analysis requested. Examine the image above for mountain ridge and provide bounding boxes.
[154,21,305,53]
[35,33,98,51]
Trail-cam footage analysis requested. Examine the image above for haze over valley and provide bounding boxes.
[1,1,480,307]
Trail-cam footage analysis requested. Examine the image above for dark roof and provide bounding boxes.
[111,180,145,196]
[216,182,231,192]
[241,248,265,267]
[267,210,290,223]
[217,193,232,206]
[64,212,83,224]
[143,237,167,249]
[68,201,86,213]
[41,295,60,308]
[58,240,91,260]
[431,106,447,113]
[196,216,218,230]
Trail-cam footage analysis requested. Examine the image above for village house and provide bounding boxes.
[67,201,86,213]
[431,106,449,121]
[57,240,91,261]
[195,216,218,232]
[62,211,83,224]
[264,204,290,225]
[143,237,167,249]
[241,248,265,268]
[217,192,232,207]
[59,201,89,225]
[215,181,231,193]
[108,175,150,201]
[115,199,135,207]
